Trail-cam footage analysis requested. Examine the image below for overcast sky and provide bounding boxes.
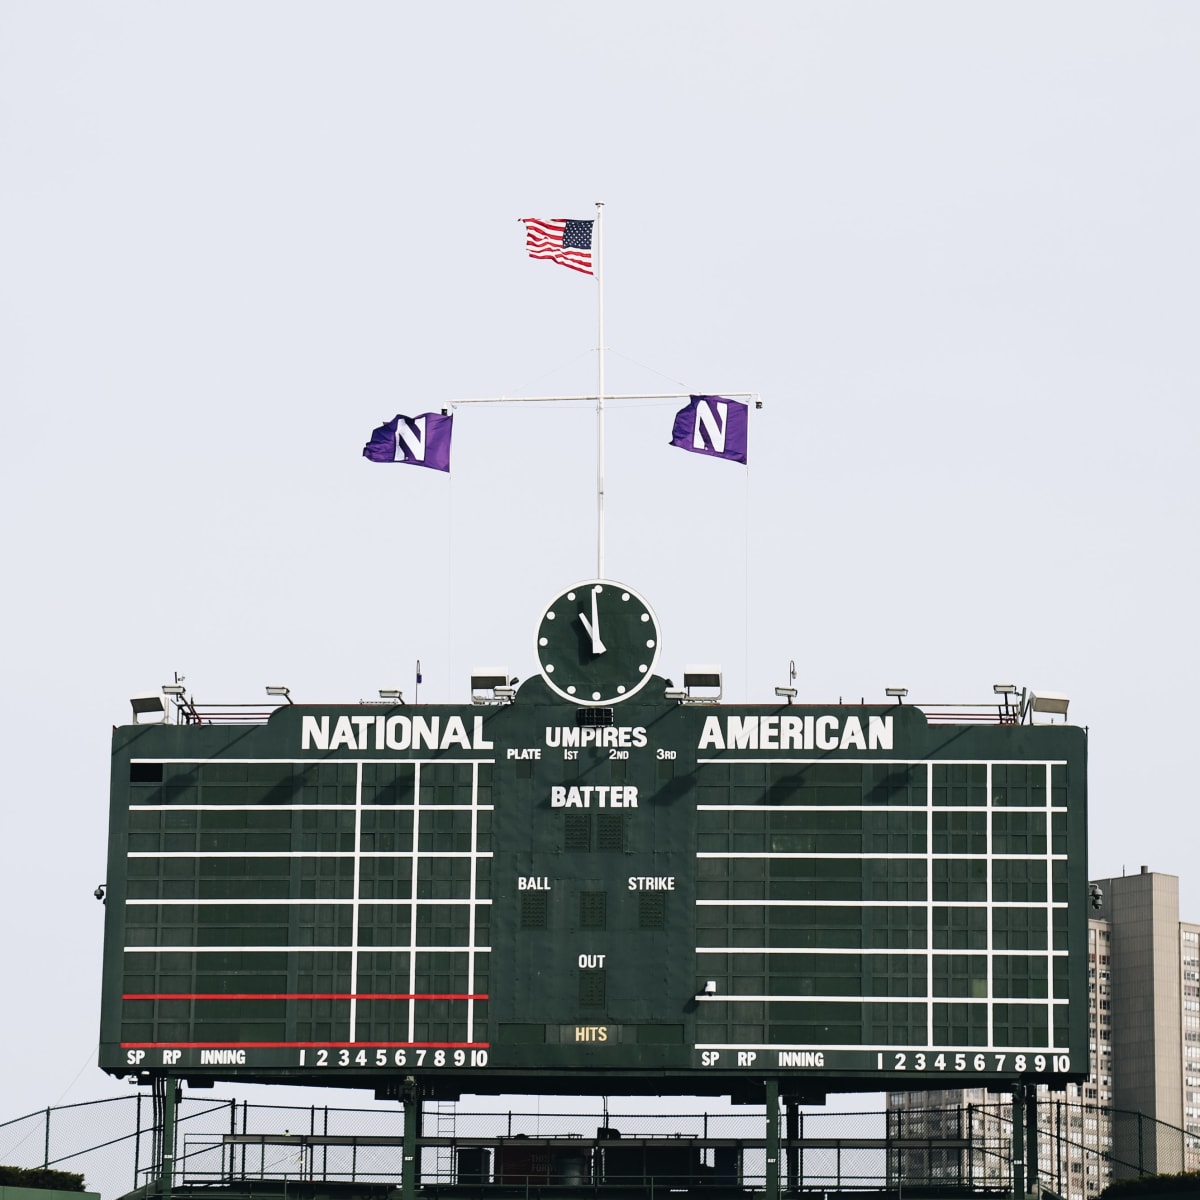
[1,2,1198,1126]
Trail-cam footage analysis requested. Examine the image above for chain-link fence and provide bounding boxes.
[890,1099,1194,1200]
[1,1093,1193,1200]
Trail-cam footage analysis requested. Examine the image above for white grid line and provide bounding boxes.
[129,758,496,765]
[123,944,493,953]
[695,946,1069,956]
[125,898,492,906]
[926,762,935,1049]
[407,762,421,1043]
[128,851,492,858]
[348,762,363,1041]
[468,761,481,1042]
[129,805,495,812]
[695,805,1053,812]
[986,762,995,1047]
[694,852,1067,860]
[1045,762,1056,1042]
[692,995,1071,1006]
[696,757,1069,766]
[694,899,1067,908]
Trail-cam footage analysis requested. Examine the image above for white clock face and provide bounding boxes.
[536,580,661,705]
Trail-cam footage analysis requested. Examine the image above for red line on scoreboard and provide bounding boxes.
[121,993,487,1001]
[119,1041,490,1049]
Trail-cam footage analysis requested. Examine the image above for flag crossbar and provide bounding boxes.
[442,392,760,407]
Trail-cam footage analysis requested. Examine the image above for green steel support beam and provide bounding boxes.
[766,1079,779,1200]
[160,1077,177,1200]
[785,1100,799,1194]
[401,1085,420,1200]
[1025,1084,1038,1195]
[1012,1082,1025,1200]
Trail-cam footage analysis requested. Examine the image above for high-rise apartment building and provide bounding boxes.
[889,868,1199,1197]
[1179,919,1200,1158]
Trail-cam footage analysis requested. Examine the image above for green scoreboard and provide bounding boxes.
[100,581,1088,1099]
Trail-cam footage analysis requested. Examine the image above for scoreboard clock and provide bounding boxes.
[99,582,1088,1099]
[535,580,660,705]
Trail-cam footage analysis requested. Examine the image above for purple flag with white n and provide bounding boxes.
[363,412,453,472]
[670,395,748,464]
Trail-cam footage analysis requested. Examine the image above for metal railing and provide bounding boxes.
[160,699,1026,729]
[174,702,284,725]
[2,1094,1192,1200]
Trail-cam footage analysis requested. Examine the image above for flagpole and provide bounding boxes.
[595,200,605,578]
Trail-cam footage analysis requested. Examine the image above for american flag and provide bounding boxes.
[521,218,594,275]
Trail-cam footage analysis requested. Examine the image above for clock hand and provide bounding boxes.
[590,586,607,654]
[579,589,606,655]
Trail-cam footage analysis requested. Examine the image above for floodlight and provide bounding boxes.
[1030,691,1070,717]
[885,687,908,701]
[681,666,722,702]
[130,692,167,724]
[703,980,717,995]
[163,684,186,697]
[494,686,517,702]
[664,689,688,702]
[471,672,509,689]
[378,689,404,703]
[993,684,1017,696]
[471,671,513,704]
[265,685,292,703]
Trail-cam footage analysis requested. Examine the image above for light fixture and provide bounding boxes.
[775,658,797,702]
[157,679,196,724]
[129,692,167,724]
[1030,691,1069,717]
[379,689,404,704]
[664,689,688,702]
[493,685,517,702]
[992,683,1021,722]
[265,685,292,704]
[471,671,514,704]
[702,980,717,996]
[682,666,722,702]
[885,687,908,702]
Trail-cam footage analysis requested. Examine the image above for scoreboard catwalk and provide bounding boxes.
[100,678,1088,1098]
